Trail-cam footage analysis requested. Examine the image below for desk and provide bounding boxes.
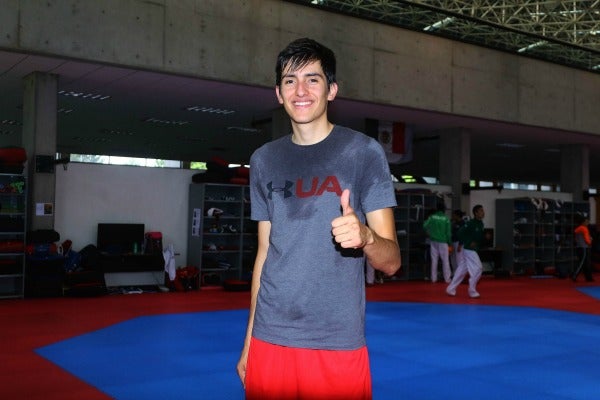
[99,253,163,273]
[100,253,164,287]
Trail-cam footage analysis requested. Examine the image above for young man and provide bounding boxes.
[572,214,594,282]
[423,202,452,283]
[450,209,465,272]
[446,204,485,298]
[236,38,401,400]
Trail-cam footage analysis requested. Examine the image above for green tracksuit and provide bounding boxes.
[423,211,451,244]
[457,218,484,251]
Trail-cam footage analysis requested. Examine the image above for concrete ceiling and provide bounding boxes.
[1,48,600,188]
[296,0,600,73]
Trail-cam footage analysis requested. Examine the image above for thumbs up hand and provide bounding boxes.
[340,188,353,217]
[331,189,371,249]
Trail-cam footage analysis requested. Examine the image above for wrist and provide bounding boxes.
[361,227,375,249]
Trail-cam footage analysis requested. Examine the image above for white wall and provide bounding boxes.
[54,163,196,265]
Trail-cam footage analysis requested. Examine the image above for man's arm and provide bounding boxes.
[363,207,402,276]
[584,227,593,246]
[331,189,401,276]
[236,220,270,386]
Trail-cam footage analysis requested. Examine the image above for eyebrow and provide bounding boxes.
[282,71,324,79]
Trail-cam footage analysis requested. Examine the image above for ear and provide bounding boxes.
[327,82,338,101]
[275,86,284,105]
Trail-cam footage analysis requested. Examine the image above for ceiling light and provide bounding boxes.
[58,90,111,100]
[1,119,21,125]
[518,40,547,53]
[185,106,235,115]
[401,175,417,183]
[423,17,455,32]
[57,108,74,114]
[143,117,189,126]
[71,136,111,143]
[177,135,206,143]
[101,128,134,136]
[227,126,261,133]
[496,143,525,148]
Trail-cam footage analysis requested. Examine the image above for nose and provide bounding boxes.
[295,80,307,96]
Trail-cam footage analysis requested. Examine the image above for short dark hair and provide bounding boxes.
[472,204,483,215]
[574,213,587,225]
[275,38,336,87]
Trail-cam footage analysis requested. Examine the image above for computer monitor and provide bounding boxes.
[97,223,144,254]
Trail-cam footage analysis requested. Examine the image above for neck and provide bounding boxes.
[291,120,334,145]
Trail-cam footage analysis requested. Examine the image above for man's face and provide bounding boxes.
[275,60,338,126]
[474,208,485,220]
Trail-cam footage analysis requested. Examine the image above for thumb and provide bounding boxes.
[340,189,353,216]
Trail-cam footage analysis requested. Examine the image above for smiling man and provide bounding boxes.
[236,38,401,400]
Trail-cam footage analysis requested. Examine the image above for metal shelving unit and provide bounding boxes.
[496,198,588,276]
[187,183,256,286]
[0,173,26,298]
[393,191,438,280]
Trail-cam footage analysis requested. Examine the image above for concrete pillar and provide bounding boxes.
[561,144,589,202]
[438,128,470,212]
[271,107,291,140]
[22,72,58,230]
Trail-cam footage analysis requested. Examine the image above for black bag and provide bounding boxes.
[27,229,60,244]
[25,254,66,297]
[79,244,101,270]
[63,244,106,297]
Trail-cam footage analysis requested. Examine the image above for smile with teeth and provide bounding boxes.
[294,101,312,106]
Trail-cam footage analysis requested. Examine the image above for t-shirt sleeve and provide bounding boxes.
[249,149,270,221]
[360,139,396,213]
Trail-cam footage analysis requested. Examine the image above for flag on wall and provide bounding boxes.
[377,121,413,164]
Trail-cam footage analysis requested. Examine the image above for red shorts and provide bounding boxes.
[245,337,372,400]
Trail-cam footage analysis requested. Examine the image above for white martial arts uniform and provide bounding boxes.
[446,248,482,298]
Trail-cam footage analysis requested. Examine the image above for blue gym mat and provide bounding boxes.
[577,286,600,300]
[36,303,600,400]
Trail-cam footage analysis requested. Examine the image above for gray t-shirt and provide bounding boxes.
[250,125,396,350]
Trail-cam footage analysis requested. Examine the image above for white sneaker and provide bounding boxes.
[446,287,456,296]
[469,291,480,298]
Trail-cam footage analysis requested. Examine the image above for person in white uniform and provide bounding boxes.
[446,205,485,298]
[423,202,452,283]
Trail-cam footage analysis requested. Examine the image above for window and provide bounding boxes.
[68,154,181,168]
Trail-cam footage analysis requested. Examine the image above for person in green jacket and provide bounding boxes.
[423,202,452,283]
[446,204,485,298]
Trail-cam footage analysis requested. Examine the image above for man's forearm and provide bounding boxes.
[363,230,401,276]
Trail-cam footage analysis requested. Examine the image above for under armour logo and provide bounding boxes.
[267,181,294,199]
